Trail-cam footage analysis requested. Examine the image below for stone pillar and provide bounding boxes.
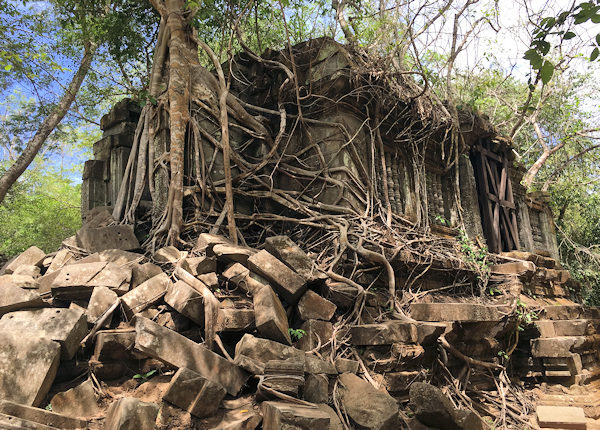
[81,160,108,215]
[458,156,484,241]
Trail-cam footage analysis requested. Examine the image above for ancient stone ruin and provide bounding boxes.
[0,38,598,429]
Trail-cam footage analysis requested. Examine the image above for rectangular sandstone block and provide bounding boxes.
[254,285,291,345]
[216,308,255,332]
[262,401,330,430]
[51,262,131,299]
[0,400,87,429]
[248,250,306,304]
[264,236,324,281]
[0,308,87,360]
[536,405,586,429]
[121,273,171,318]
[164,280,204,326]
[162,367,226,418]
[2,246,46,275]
[350,322,417,345]
[410,303,510,322]
[0,284,44,317]
[76,225,140,253]
[0,332,61,406]
[134,317,249,395]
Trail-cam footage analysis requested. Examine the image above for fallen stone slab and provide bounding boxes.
[50,379,99,419]
[121,273,170,318]
[212,243,256,264]
[2,246,46,275]
[0,401,86,429]
[164,280,205,326]
[131,262,163,288]
[384,371,425,392]
[196,233,230,253]
[263,359,305,396]
[410,303,510,322]
[0,274,40,290]
[134,317,249,395]
[297,290,336,321]
[325,280,359,309]
[234,334,305,374]
[182,256,216,276]
[338,373,398,430]
[0,412,58,429]
[248,250,306,303]
[305,355,337,375]
[297,319,333,351]
[261,401,330,430]
[198,272,218,289]
[316,404,344,430]
[303,373,328,403]
[489,260,536,276]
[0,332,60,406]
[87,286,118,325]
[76,225,140,253]
[0,308,87,359]
[536,320,595,338]
[153,246,183,264]
[104,398,158,430]
[264,235,325,281]
[409,382,460,430]
[93,329,137,361]
[222,263,266,295]
[217,308,255,332]
[254,285,291,345]
[46,249,76,274]
[13,265,41,278]
[0,284,44,317]
[350,321,417,345]
[208,405,262,430]
[162,367,226,418]
[531,336,599,358]
[536,405,586,429]
[51,262,131,299]
[335,358,359,374]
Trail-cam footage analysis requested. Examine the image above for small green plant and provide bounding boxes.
[133,369,157,385]
[45,404,52,411]
[434,214,449,226]
[497,350,509,360]
[457,229,490,276]
[288,328,306,341]
[488,286,501,296]
[515,298,538,331]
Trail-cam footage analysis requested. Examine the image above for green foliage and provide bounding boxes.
[0,166,81,256]
[288,328,306,341]
[515,298,538,331]
[132,369,157,384]
[458,229,490,275]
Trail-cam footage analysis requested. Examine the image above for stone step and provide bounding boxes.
[410,302,511,322]
[536,319,600,338]
[531,335,600,358]
[540,306,600,321]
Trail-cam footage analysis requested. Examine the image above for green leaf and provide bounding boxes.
[4,64,12,71]
[540,60,554,84]
[563,31,576,40]
[591,47,600,61]
[524,49,543,69]
[596,33,600,46]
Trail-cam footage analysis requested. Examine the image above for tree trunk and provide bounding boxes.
[0,42,96,204]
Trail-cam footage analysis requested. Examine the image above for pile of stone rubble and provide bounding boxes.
[0,207,598,429]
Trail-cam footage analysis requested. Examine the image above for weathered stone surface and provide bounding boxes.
[264,235,324,281]
[531,336,598,358]
[261,401,330,430]
[198,272,218,289]
[164,280,204,325]
[409,382,459,430]
[121,273,170,318]
[297,290,336,321]
[50,379,99,419]
[13,265,41,278]
[76,225,139,253]
[383,372,425,392]
[212,244,256,264]
[325,280,359,309]
[0,412,58,429]
[131,263,163,288]
[350,322,417,346]
[217,308,255,332]
[415,322,449,346]
[93,329,137,361]
[338,373,398,430]
[0,308,87,359]
[51,262,131,299]
[0,284,44,317]
[234,334,305,374]
[536,405,586,429]
[222,263,266,295]
[303,374,328,403]
[254,285,291,345]
[153,246,183,264]
[316,404,344,430]
[182,256,216,276]
[248,250,306,303]
[536,320,595,338]
[410,303,510,322]
[104,398,158,430]
[305,355,337,375]
[2,246,46,275]
[0,274,39,290]
[46,249,76,274]
[134,317,249,395]
[262,359,305,396]
[0,400,86,429]
[87,286,118,324]
[208,405,262,430]
[297,319,333,351]
[196,233,230,253]
[162,367,226,418]
[334,358,359,374]
[489,260,536,275]
[97,249,143,265]
[0,333,60,406]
